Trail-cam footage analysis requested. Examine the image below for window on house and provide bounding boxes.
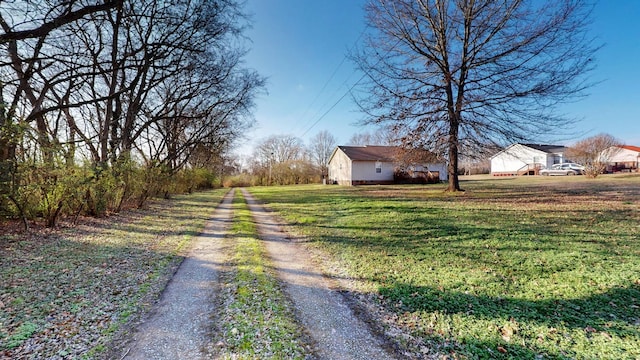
[375,161,382,173]
[553,155,562,164]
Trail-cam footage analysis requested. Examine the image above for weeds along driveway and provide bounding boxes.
[241,189,398,360]
[122,190,234,359]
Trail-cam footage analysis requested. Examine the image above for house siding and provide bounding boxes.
[491,144,566,175]
[491,144,547,174]
[352,160,395,184]
[608,148,640,163]
[328,149,353,185]
[328,145,448,185]
[605,147,640,172]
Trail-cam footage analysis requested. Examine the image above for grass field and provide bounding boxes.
[248,175,640,359]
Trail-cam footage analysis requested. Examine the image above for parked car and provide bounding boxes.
[540,163,585,176]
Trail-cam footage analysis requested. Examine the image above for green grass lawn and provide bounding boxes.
[248,175,640,359]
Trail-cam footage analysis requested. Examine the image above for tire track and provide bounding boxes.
[242,188,397,360]
[122,189,234,359]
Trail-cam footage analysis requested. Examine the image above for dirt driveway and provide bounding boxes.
[121,189,398,359]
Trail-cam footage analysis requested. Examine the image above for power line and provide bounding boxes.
[300,73,366,138]
[300,37,402,138]
[295,28,366,136]
[295,54,348,130]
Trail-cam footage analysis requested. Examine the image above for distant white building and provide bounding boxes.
[327,145,448,185]
[490,143,568,176]
[603,145,640,173]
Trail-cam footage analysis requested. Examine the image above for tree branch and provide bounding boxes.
[0,0,122,43]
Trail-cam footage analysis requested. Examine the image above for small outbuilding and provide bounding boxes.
[490,143,569,176]
[327,145,448,185]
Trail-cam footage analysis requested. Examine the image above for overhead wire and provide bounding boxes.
[294,28,366,136]
[300,73,366,138]
[300,36,402,138]
[294,51,350,133]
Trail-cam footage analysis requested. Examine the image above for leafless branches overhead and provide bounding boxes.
[353,0,599,191]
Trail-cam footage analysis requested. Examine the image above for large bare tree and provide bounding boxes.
[353,0,598,191]
[1,0,261,167]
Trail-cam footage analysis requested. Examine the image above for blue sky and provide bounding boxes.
[239,0,640,156]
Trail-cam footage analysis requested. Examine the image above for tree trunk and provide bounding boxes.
[9,195,28,231]
[446,114,462,192]
[446,144,461,192]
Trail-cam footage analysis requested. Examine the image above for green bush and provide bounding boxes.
[193,168,218,190]
[2,146,225,225]
[37,164,90,227]
[85,165,120,217]
[0,161,40,225]
[170,168,217,193]
[111,157,145,212]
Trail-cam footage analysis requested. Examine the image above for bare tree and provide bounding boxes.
[252,135,305,185]
[308,130,336,179]
[566,133,621,178]
[1,0,260,164]
[0,0,264,224]
[255,135,304,164]
[353,0,598,191]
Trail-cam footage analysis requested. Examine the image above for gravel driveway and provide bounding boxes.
[242,189,397,360]
[122,190,234,359]
[121,188,397,359]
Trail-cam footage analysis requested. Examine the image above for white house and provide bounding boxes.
[490,143,568,176]
[603,145,640,173]
[327,145,448,185]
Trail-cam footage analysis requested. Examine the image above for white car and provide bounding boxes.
[540,163,585,176]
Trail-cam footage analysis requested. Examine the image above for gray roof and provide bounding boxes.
[337,145,397,161]
[336,145,442,164]
[522,144,568,153]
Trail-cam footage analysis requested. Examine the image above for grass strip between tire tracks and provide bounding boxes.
[212,189,310,359]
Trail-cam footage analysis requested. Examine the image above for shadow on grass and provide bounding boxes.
[249,184,640,356]
[381,282,640,332]
[378,282,640,359]
[283,203,639,357]
[307,206,637,259]
[0,235,186,355]
[0,190,232,357]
